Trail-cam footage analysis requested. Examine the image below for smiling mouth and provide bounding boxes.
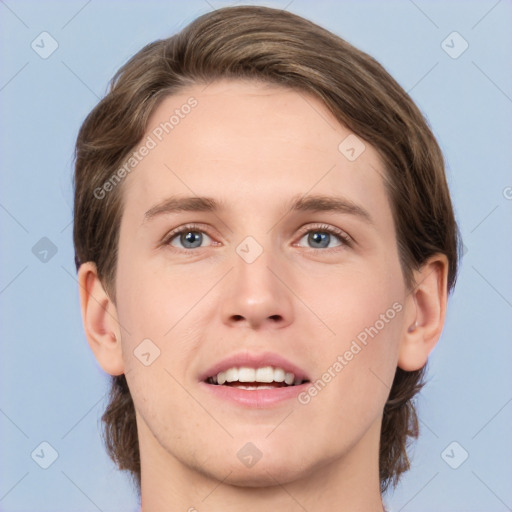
[205,365,310,390]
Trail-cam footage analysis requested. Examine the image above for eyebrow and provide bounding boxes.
[143,193,373,225]
[143,196,224,222]
[288,194,373,224]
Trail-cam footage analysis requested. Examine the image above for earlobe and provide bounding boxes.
[77,262,124,376]
[398,254,449,371]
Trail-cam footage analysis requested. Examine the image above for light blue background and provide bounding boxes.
[1,1,511,511]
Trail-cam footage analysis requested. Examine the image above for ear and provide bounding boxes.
[77,262,124,376]
[398,254,449,371]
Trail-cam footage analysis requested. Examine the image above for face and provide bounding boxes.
[114,79,410,485]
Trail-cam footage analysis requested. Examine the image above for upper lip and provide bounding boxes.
[199,351,310,382]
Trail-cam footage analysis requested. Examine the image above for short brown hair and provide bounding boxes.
[73,5,460,496]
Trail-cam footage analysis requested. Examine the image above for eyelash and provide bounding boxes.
[162,223,353,252]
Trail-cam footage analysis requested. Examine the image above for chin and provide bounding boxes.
[224,463,311,488]
[195,447,314,488]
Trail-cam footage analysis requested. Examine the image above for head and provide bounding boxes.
[73,5,460,498]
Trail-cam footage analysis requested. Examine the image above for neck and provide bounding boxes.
[138,418,385,512]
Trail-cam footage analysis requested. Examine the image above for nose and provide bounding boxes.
[220,242,294,330]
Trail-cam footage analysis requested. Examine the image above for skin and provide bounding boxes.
[78,79,448,511]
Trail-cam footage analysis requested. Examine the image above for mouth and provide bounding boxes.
[199,352,311,407]
[205,365,310,389]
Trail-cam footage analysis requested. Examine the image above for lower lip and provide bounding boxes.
[199,381,310,408]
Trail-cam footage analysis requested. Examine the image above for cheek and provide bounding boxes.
[116,268,204,439]
[318,261,404,346]
[116,253,182,336]
[115,261,213,381]
[309,264,404,411]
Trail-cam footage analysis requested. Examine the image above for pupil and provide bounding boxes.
[182,231,202,248]
[309,232,329,248]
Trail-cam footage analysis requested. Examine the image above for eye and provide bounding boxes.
[164,224,214,250]
[296,224,352,250]
[162,223,352,252]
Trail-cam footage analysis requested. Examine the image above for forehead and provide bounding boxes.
[121,79,390,224]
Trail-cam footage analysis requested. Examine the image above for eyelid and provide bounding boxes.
[161,223,219,248]
[162,222,353,251]
[294,223,353,248]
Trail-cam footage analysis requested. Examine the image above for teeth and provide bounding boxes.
[209,366,303,386]
[273,368,285,382]
[238,367,256,382]
[255,366,274,383]
[226,368,238,382]
[284,372,294,385]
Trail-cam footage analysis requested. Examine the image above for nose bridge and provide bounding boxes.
[220,233,294,328]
